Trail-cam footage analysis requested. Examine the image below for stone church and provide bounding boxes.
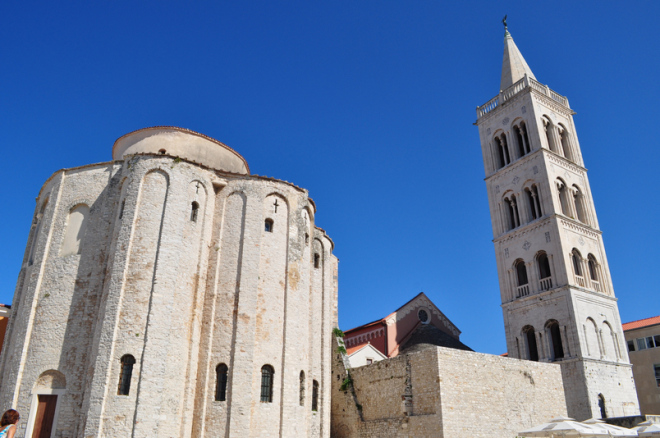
[0,25,641,438]
[0,127,338,437]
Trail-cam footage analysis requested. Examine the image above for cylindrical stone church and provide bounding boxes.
[0,127,337,438]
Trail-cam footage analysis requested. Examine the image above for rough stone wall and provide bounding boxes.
[332,345,567,438]
[0,151,336,438]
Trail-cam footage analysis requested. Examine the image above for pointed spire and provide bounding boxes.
[500,20,536,91]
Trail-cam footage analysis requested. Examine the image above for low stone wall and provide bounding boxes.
[331,343,568,438]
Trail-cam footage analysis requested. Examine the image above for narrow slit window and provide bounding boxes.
[299,371,305,406]
[215,363,228,401]
[119,199,126,219]
[265,218,274,233]
[314,253,320,269]
[191,202,200,222]
[260,365,274,403]
[118,354,136,395]
[312,380,319,411]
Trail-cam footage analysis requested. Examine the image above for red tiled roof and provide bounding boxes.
[623,315,660,331]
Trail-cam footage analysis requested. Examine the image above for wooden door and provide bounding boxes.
[31,394,57,438]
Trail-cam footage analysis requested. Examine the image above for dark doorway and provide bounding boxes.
[32,394,57,438]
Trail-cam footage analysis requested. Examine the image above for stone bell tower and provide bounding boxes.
[475,22,640,420]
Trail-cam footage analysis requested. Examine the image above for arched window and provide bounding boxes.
[118,355,136,396]
[265,218,274,232]
[520,122,531,154]
[299,371,305,406]
[215,363,228,401]
[523,326,539,361]
[515,259,529,297]
[546,320,564,360]
[494,134,510,169]
[314,253,320,268]
[537,252,553,291]
[572,249,584,287]
[61,204,90,256]
[556,180,570,217]
[572,185,587,224]
[558,124,573,161]
[504,194,520,230]
[191,201,200,222]
[312,380,319,412]
[525,185,542,221]
[542,117,558,153]
[598,394,607,419]
[260,365,274,403]
[514,125,526,158]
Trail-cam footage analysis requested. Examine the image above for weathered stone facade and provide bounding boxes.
[331,341,568,438]
[475,30,640,419]
[0,127,337,437]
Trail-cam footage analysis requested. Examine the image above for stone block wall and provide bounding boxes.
[0,146,337,438]
[332,344,567,438]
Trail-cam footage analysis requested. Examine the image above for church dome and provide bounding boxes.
[112,126,250,175]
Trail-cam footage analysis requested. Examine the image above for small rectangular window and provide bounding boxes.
[654,335,660,348]
[646,337,655,349]
[366,358,373,365]
[655,364,660,387]
[627,340,635,352]
[637,338,648,351]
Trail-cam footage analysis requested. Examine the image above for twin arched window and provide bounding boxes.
[572,250,604,292]
[556,180,589,225]
[492,120,531,172]
[522,320,565,362]
[543,116,576,162]
[502,184,544,234]
[512,252,553,298]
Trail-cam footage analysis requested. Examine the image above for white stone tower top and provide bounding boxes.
[112,126,250,174]
[500,25,536,91]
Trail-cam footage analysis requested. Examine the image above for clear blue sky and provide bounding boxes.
[1,2,658,355]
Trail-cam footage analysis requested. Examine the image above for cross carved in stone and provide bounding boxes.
[273,199,279,213]
[195,182,201,194]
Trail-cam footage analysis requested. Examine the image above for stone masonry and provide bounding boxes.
[331,339,567,438]
[0,127,338,438]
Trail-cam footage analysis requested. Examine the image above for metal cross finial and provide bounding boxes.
[195,181,201,194]
[502,15,508,31]
[273,199,279,213]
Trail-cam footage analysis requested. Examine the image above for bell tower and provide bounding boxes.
[475,23,640,420]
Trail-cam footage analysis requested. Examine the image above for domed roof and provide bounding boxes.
[113,127,249,175]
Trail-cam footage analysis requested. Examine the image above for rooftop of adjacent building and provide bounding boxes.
[623,315,660,331]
